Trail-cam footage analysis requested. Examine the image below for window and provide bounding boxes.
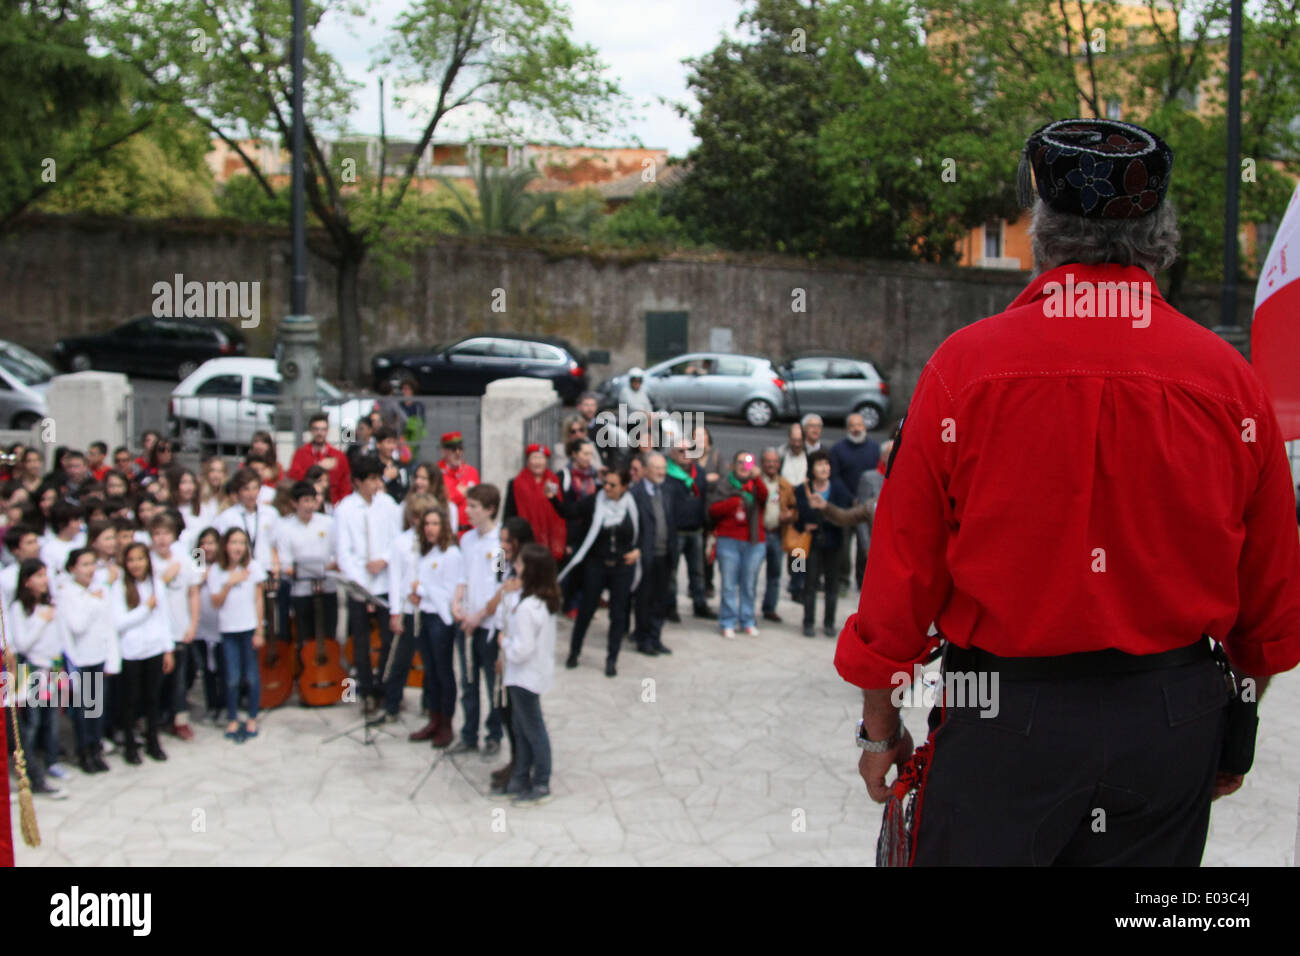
[983,220,1003,260]
[194,374,242,398]
[529,343,564,363]
[714,356,753,377]
[664,358,700,376]
[788,358,829,381]
[116,318,152,337]
[448,338,493,358]
[829,361,867,380]
[252,377,280,401]
[1106,99,1123,120]
[489,339,532,360]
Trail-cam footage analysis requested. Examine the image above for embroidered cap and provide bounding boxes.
[1017,118,1173,219]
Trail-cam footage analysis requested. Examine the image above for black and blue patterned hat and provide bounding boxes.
[1016,118,1174,219]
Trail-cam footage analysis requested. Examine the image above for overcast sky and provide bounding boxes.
[312,0,746,159]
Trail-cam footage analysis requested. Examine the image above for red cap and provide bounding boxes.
[441,431,463,446]
[526,443,551,458]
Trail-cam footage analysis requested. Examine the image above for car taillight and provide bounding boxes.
[772,377,786,390]
[569,365,585,378]
[879,381,890,394]
[220,343,235,354]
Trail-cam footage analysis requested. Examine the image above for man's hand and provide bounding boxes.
[808,492,827,511]
[389,614,403,634]
[162,651,175,675]
[859,726,915,804]
[1212,773,1245,801]
[164,560,181,583]
[366,559,387,576]
[183,628,196,645]
[624,548,641,565]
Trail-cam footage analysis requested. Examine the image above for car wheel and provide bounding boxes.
[855,403,883,431]
[743,399,775,428]
[11,412,42,431]
[177,360,199,380]
[175,419,215,453]
[70,352,93,372]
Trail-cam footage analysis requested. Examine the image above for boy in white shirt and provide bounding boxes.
[39,502,85,595]
[149,512,201,741]
[276,481,339,662]
[448,484,505,756]
[334,456,402,714]
[2,525,42,606]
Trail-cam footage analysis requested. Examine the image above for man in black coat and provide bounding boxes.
[631,452,675,656]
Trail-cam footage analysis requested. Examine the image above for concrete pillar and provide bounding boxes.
[44,372,133,462]
[479,378,558,489]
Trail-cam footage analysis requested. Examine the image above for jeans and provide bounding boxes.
[70,663,107,753]
[762,534,783,614]
[507,686,551,791]
[347,598,393,701]
[382,612,419,717]
[669,529,707,610]
[165,641,208,722]
[19,660,60,766]
[715,536,765,630]
[418,614,457,718]
[221,629,260,721]
[119,653,165,749]
[803,545,840,629]
[456,626,502,746]
[568,559,634,661]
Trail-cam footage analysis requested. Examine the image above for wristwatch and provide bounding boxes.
[855,719,901,752]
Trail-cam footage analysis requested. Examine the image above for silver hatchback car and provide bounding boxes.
[0,339,53,430]
[779,353,892,429]
[600,352,788,427]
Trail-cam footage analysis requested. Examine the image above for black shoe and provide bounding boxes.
[823,625,837,638]
[802,625,816,638]
[483,739,501,757]
[665,610,681,623]
[636,642,658,656]
[78,750,96,775]
[763,611,782,623]
[145,740,168,762]
[704,587,716,599]
[92,754,110,773]
[124,747,143,766]
[605,660,617,678]
[447,739,477,755]
[651,642,672,655]
[565,652,580,669]
[693,606,717,620]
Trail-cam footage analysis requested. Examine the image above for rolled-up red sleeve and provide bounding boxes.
[835,361,956,689]
[1224,398,1300,677]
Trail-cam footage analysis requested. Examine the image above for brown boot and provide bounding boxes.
[431,714,454,748]
[490,761,514,786]
[408,713,440,742]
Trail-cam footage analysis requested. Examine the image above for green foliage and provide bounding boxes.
[591,189,692,249]
[437,160,604,238]
[214,174,292,223]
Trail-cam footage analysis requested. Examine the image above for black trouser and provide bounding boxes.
[292,592,339,658]
[911,645,1229,866]
[569,559,634,662]
[668,529,707,611]
[634,550,672,647]
[347,598,393,701]
[119,654,165,752]
[802,544,839,628]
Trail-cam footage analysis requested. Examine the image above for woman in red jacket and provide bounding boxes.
[706,451,768,639]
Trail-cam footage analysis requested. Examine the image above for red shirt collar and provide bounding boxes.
[1008,263,1166,312]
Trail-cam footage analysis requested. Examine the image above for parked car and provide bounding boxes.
[54,316,248,381]
[598,352,787,427]
[168,358,369,451]
[372,333,589,404]
[778,352,892,429]
[0,339,52,430]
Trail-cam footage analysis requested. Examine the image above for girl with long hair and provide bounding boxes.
[112,542,175,764]
[205,527,266,742]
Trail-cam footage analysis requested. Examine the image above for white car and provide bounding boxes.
[0,339,52,430]
[168,358,370,451]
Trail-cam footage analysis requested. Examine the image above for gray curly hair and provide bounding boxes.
[1029,198,1179,277]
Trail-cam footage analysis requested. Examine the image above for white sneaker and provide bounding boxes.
[46,763,69,779]
[743,626,759,637]
[721,627,737,640]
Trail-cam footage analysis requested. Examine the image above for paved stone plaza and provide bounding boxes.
[12,586,1299,866]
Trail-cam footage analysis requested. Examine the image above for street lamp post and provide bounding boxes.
[1214,0,1248,357]
[277,0,320,443]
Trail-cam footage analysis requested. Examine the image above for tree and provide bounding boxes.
[0,0,153,227]
[98,0,625,382]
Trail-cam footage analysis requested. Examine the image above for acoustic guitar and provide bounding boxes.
[257,570,295,709]
[299,579,347,706]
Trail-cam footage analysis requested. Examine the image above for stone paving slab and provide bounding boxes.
[11,586,1299,866]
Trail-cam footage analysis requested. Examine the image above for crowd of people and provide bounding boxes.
[1,392,888,810]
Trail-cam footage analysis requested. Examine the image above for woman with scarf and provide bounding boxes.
[553,437,599,615]
[707,450,769,639]
[558,467,640,677]
[503,444,569,564]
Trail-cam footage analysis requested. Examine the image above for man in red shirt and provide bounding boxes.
[836,118,1300,866]
[288,412,352,505]
[438,431,479,532]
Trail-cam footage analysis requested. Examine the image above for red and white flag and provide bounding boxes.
[1252,181,1300,440]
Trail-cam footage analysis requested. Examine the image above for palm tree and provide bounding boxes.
[438,157,602,238]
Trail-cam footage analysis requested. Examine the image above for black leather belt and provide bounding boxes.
[942,636,1213,681]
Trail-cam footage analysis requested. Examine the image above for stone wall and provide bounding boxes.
[0,213,1255,408]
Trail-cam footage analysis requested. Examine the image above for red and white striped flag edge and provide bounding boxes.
[1253,180,1300,441]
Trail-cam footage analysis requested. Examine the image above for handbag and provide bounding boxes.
[782,482,813,554]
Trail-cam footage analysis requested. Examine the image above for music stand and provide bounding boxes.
[319,574,397,756]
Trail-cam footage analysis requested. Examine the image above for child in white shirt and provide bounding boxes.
[58,548,120,773]
[205,527,266,742]
[113,542,175,764]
